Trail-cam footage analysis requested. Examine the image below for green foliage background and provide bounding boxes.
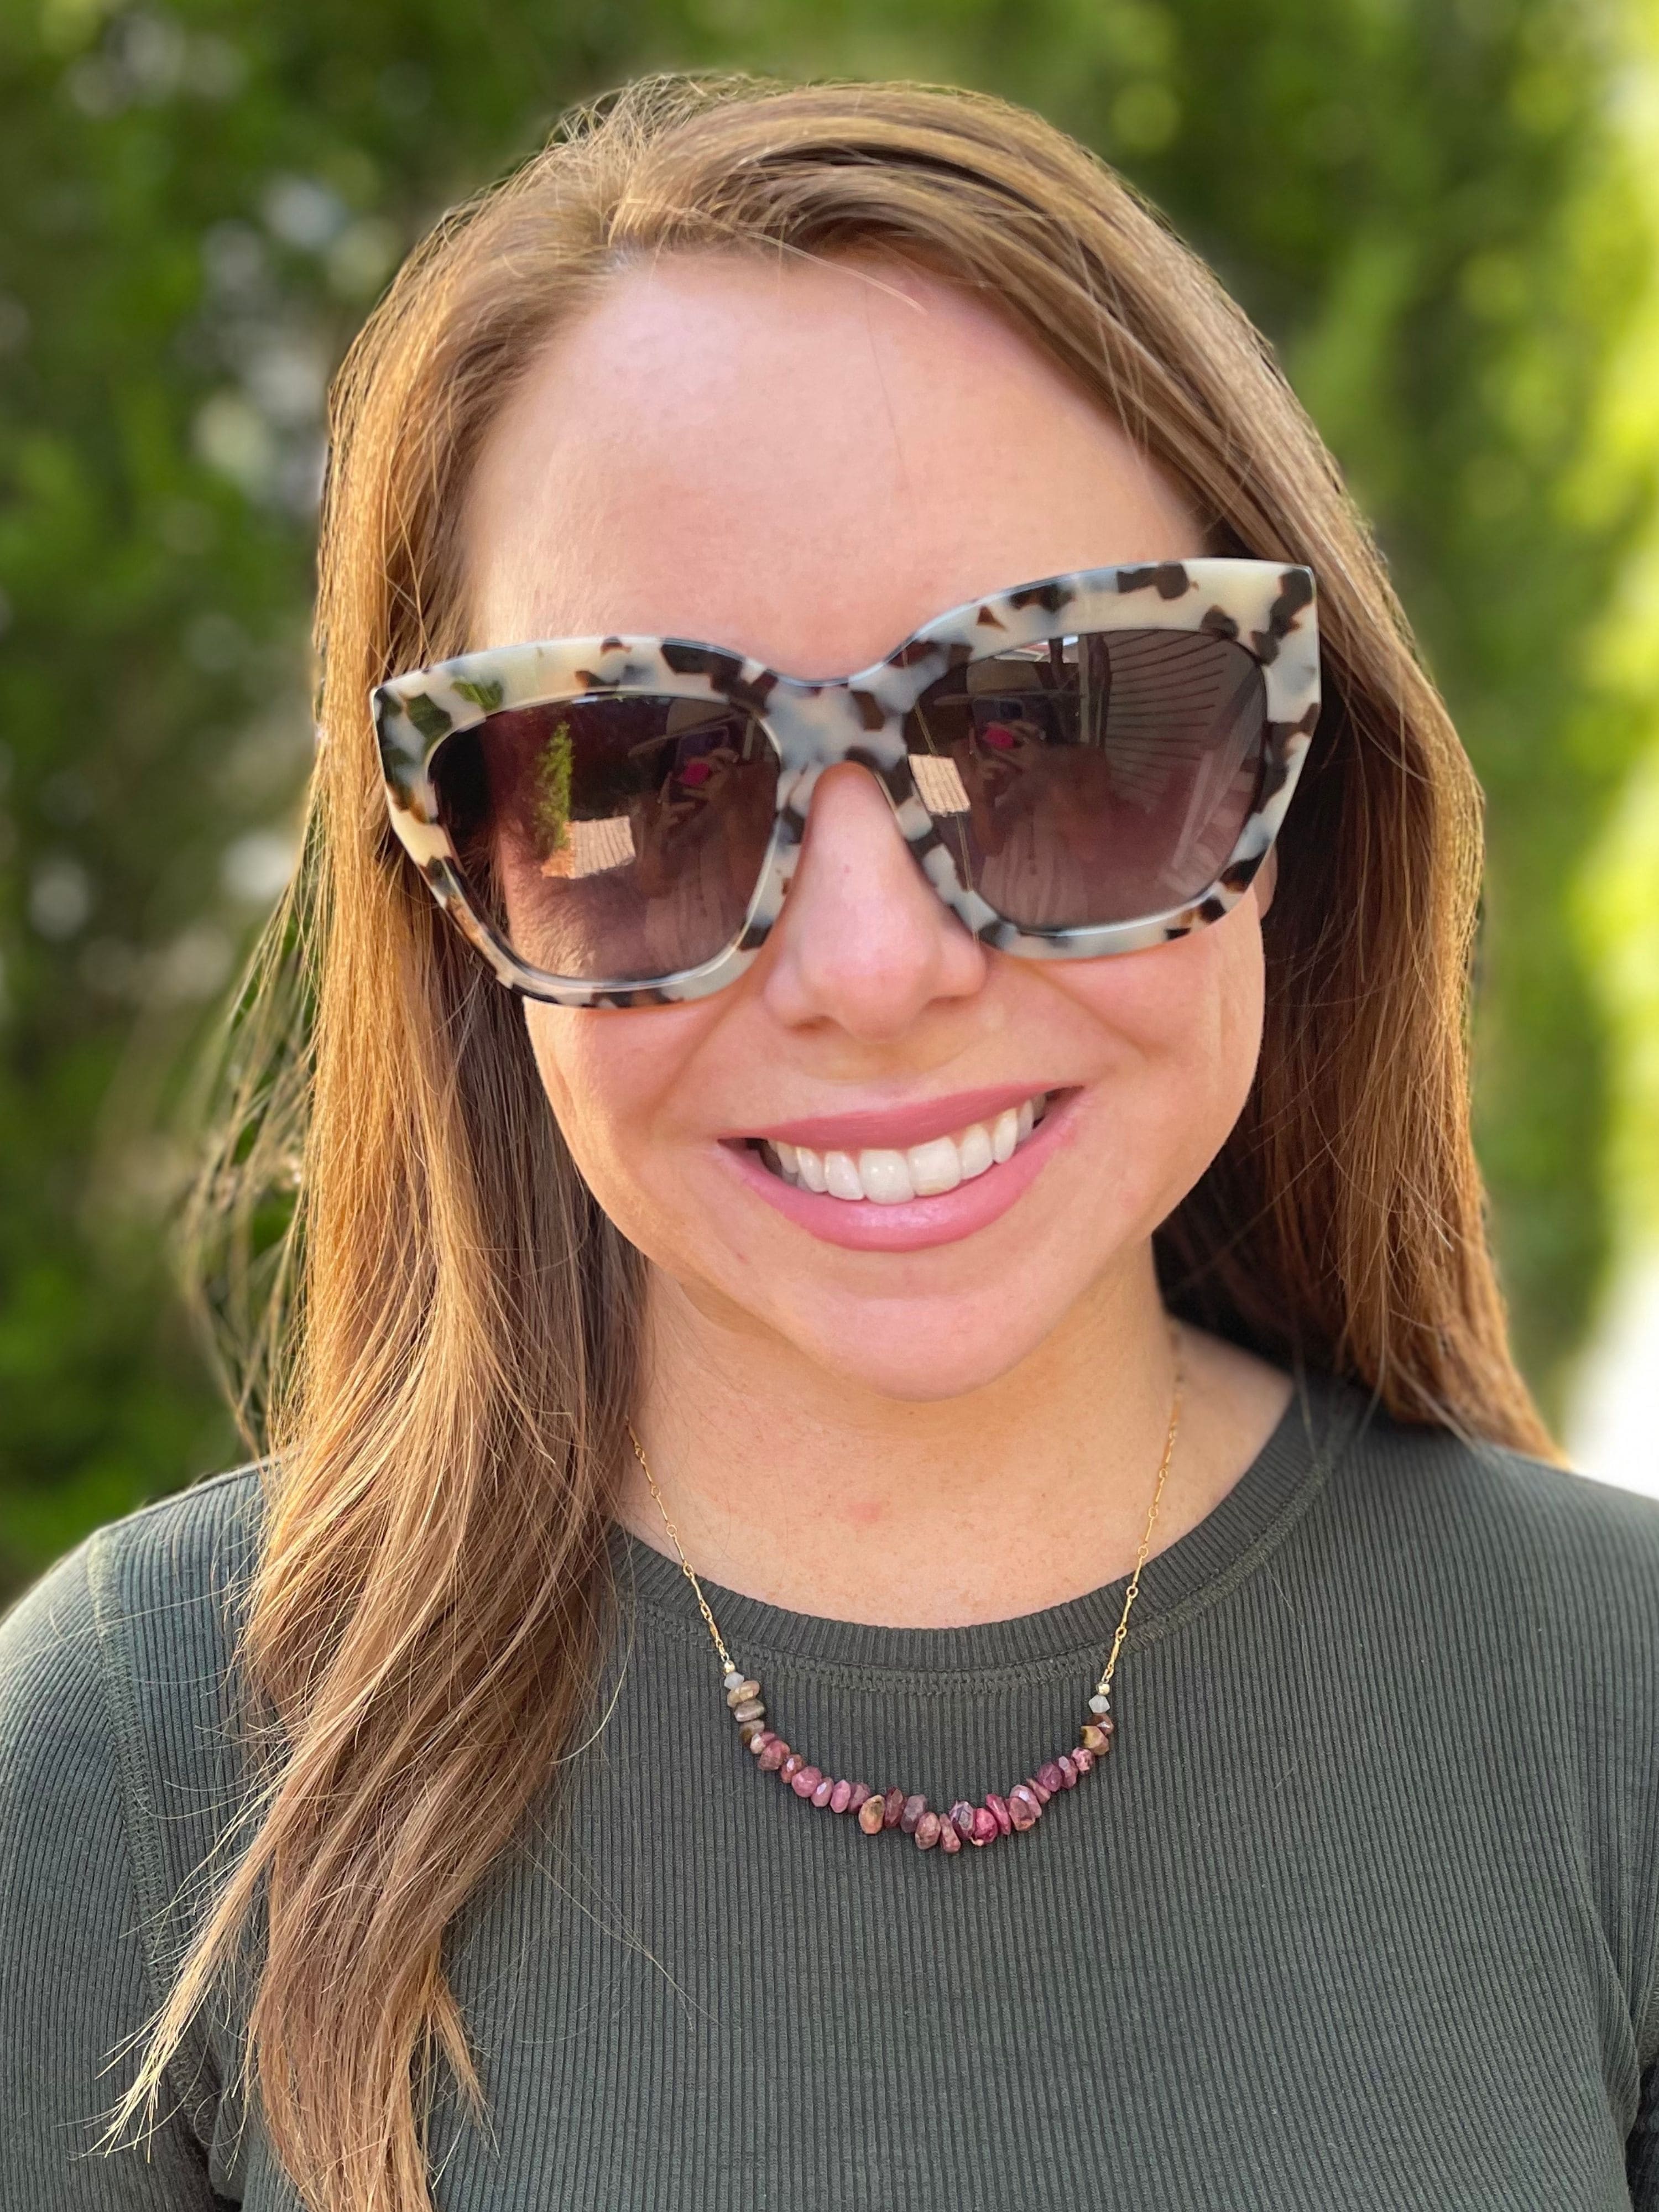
[3,0,1657,1595]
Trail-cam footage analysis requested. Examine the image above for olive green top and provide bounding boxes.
[5,1371,1659,2208]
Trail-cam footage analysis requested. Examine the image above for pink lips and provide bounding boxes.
[722,1088,1077,1253]
[740,1082,1049,1155]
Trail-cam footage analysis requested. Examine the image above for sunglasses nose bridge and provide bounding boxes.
[769,681,925,832]
[764,674,978,930]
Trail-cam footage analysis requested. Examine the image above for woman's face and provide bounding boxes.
[463,255,1271,1402]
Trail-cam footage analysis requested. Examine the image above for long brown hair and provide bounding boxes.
[118,70,1553,2212]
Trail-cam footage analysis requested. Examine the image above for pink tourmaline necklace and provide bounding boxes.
[625,1346,1182,1856]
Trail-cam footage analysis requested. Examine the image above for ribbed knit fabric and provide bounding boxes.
[6,1369,1659,2209]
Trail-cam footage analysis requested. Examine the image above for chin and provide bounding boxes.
[626,1156,1165,1402]
[745,1279,1086,1404]
[793,1335,1050,1404]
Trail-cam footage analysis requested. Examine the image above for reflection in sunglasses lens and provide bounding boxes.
[903,628,1266,928]
[427,627,1266,985]
[431,694,778,984]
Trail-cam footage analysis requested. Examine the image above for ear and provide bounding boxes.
[1253,846,1279,919]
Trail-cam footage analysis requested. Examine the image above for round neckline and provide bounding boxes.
[605,1366,1365,1683]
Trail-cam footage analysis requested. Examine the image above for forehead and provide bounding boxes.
[460,252,1201,676]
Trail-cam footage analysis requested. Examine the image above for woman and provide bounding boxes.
[4,72,1657,2212]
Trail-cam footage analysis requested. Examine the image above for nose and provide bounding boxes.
[758,763,989,1037]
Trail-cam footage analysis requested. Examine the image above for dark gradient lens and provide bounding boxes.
[903,629,1266,929]
[431,695,778,984]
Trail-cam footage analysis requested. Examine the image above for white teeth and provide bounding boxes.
[958,1123,993,1180]
[755,1092,1052,1204]
[823,1149,863,1201]
[907,1135,963,1198]
[858,1149,915,1204]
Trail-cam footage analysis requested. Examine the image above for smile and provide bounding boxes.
[752,1092,1051,1204]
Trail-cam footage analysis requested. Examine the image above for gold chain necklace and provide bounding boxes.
[625,1338,1182,1855]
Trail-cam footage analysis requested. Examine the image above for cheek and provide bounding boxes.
[1056,901,1266,1159]
[523,1000,716,1217]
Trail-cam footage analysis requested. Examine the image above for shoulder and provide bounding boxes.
[0,1468,268,2167]
[1313,1378,1659,1674]
[1322,1378,1659,1568]
[1297,1384,1659,2069]
[1,1460,267,1716]
[0,1463,269,1921]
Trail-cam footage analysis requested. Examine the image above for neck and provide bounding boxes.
[618,1245,1291,1629]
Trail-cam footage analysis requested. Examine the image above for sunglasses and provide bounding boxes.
[374,557,1320,1009]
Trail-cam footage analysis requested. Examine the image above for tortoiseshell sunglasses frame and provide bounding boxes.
[373,556,1320,1010]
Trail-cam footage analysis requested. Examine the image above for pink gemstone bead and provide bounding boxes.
[1027,1773,1052,1806]
[883,1787,906,1830]
[1072,1745,1094,1775]
[758,1739,787,1772]
[985,1793,1013,1837]
[971,1807,998,1846]
[858,1794,886,1835]
[948,1799,976,1840]
[830,1778,853,1814]
[780,1752,805,1784]
[939,1817,962,1854]
[791,1764,822,1798]
[811,1775,835,1808]
[900,1793,927,1835]
[1036,1760,1065,1796]
[848,1782,872,1811]
[1056,1753,1078,1788]
[748,1731,773,1758]
[915,1810,941,1850]
[1008,1785,1041,1829]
